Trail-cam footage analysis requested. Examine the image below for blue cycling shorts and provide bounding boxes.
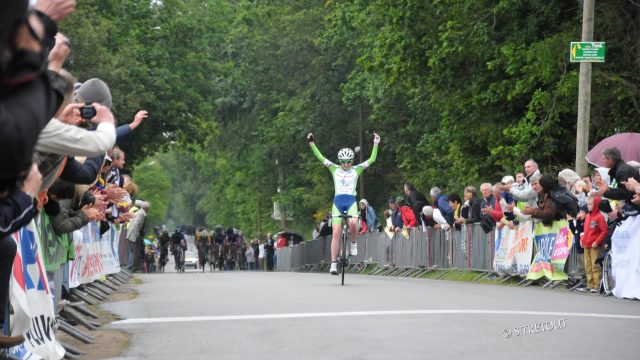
[332,194,358,225]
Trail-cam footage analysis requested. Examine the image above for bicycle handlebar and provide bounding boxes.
[332,213,357,219]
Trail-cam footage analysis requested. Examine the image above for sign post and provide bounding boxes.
[570,42,606,63]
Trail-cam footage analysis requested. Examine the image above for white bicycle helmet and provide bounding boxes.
[337,148,355,161]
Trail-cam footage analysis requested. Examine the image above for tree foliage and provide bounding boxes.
[62,0,640,236]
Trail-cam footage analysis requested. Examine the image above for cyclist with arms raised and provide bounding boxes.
[307,132,380,275]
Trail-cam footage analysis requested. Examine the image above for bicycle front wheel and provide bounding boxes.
[341,232,348,286]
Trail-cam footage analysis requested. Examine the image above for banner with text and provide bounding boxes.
[611,215,640,300]
[68,222,103,288]
[493,221,534,276]
[9,222,65,359]
[99,223,121,275]
[526,220,573,281]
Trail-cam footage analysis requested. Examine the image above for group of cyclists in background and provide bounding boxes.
[145,225,278,273]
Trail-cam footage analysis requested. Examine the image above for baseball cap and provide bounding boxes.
[75,78,112,108]
[501,176,514,184]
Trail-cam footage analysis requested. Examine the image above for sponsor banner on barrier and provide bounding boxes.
[493,221,534,276]
[526,220,573,281]
[9,222,65,360]
[99,223,121,275]
[37,213,73,272]
[69,222,104,288]
[612,215,640,300]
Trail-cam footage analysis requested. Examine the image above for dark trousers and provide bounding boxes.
[132,237,144,271]
[266,253,274,270]
[0,236,17,322]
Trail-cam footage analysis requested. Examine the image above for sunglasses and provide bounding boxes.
[340,160,353,164]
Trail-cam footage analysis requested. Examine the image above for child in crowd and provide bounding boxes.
[590,168,610,196]
[569,205,587,288]
[581,195,608,293]
[498,176,517,230]
[396,196,416,229]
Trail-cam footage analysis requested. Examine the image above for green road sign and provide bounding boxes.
[570,42,605,62]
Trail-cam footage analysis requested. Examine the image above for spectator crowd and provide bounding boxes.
[2,0,639,351]
[1,0,152,348]
[313,152,640,291]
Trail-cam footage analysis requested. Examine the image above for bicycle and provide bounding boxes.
[174,244,185,273]
[202,243,215,272]
[336,212,357,286]
[198,244,207,272]
[158,246,168,273]
[208,244,216,272]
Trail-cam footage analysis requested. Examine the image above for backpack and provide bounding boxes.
[549,187,579,218]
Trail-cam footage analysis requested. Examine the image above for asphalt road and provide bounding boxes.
[104,265,640,360]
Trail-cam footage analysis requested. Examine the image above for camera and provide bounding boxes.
[80,102,97,120]
[79,191,96,208]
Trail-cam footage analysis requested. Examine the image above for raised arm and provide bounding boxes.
[357,133,380,172]
[307,132,332,167]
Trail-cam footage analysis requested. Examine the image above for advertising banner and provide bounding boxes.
[493,221,534,276]
[99,223,121,275]
[68,222,103,288]
[526,220,573,281]
[611,215,640,300]
[8,222,65,359]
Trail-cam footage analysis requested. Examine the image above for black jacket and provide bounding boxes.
[0,12,64,185]
[604,160,640,210]
[60,155,105,184]
[407,190,429,225]
[0,188,37,237]
[461,198,482,224]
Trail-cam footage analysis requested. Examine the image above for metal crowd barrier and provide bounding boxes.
[277,223,515,274]
[275,222,588,285]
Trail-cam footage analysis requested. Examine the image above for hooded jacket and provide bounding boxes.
[582,197,608,248]
[399,205,417,228]
[358,199,379,232]
[591,167,610,192]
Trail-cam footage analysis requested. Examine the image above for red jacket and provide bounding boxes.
[276,236,287,249]
[489,194,503,222]
[582,197,608,248]
[399,206,417,227]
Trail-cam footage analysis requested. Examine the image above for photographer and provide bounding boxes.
[0,0,76,347]
[35,74,116,178]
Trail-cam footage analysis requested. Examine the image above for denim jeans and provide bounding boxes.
[126,240,135,269]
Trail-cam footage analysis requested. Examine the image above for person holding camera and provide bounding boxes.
[0,0,77,347]
[35,75,117,159]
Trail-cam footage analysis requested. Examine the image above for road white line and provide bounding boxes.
[112,310,640,325]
